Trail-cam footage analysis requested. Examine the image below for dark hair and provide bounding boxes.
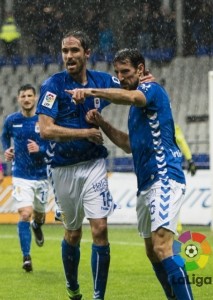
[18,84,36,95]
[62,30,91,51]
[113,48,145,69]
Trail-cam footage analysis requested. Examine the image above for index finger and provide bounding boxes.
[65,89,74,95]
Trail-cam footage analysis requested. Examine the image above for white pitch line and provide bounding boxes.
[0,234,144,246]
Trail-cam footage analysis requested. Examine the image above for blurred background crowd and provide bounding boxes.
[0,0,212,68]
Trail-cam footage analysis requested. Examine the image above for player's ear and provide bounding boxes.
[85,48,91,59]
[137,63,145,77]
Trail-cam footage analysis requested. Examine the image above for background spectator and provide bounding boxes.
[0,13,21,58]
[90,18,116,71]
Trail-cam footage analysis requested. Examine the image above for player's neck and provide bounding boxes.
[21,108,36,117]
[71,70,88,85]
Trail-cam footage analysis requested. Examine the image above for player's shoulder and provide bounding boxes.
[42,70,67,87]
[87,69,120,85]
[4,111,22,122]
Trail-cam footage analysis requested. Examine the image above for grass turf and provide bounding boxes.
[0,224,212,299]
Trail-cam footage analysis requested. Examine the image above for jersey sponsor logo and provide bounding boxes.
[112,76,120,84]
[35,122,40,133]
[12,124,23,127]
[92,178,108,192]
[169,149,182,158]
[42,91,56,108]
[94,97,100,108]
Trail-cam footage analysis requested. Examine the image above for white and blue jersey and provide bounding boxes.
[1,112,48,180]
[128,82,185,193]
[36,69,120,167]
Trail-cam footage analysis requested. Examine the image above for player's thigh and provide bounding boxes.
[51,165,85,230]
[12,177,35,209]
[137,179,185,237]
[137,191,152,238]
[83,159,115,220]
[34,179,49,213]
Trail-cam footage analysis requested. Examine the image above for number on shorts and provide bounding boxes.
[100,191,112,208]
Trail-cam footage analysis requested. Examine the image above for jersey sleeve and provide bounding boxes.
[36,77,59,119]
[137,82,158,107]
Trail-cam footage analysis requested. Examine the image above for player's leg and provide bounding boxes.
[63,228,83,300]
[137,191,176,299]
[90,218,110,300]
[151,180,194,300]
[83,159,115,300]
[18,206,33,272]
[144,237,176,299]
[31,179,49,247]
[13,177,34,271]
[153,228,193,299]
[51,165,85,300]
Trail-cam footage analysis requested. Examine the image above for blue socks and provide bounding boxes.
[91,244,110,300]
[152,262,176,299]
[61,239,80,292]
[17,221,31,256]
[61,240,110,299]
[162,255,194,300]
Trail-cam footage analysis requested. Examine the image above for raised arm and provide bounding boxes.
[66,88,147,107]
[86,109,131,153]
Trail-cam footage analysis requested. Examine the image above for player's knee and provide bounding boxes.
[19,210,31,221]
[33,211,46,224]
[92,223,108,245]
[152,240,173,260]
[65,228,82,246]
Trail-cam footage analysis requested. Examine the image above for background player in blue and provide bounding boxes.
[1,84,49,272]
[36,30,120,300]
[66,49,194,300]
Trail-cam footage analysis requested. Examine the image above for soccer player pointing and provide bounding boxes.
[66,48,194,300]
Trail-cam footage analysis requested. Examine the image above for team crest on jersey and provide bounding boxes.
[35,122,40,133]
[112,76,120,84]
[42,91,56,108]
[140,83,151,91]
[94,98,100,108]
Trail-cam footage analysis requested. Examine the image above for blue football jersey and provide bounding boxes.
[36,69,120,167]
[1,112,48,180]
[128,82,185,193]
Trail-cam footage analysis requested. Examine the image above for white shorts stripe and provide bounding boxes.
[137,179,186,238]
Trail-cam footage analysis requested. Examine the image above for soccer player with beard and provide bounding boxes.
[66,48,194,300]
[1,84,49,272]
[36,30,120,300]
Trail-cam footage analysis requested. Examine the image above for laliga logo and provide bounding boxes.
[173,231,211,271]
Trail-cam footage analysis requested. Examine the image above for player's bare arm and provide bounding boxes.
[65,88,147,107]
[39,114,103,144]
[86,109,131,153]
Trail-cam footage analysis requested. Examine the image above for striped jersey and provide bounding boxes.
[128,82,186,193]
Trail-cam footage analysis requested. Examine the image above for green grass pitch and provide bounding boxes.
[0,224,212,299]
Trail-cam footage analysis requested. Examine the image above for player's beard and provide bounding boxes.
[121,78,139,91]
[67,56,86,74]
